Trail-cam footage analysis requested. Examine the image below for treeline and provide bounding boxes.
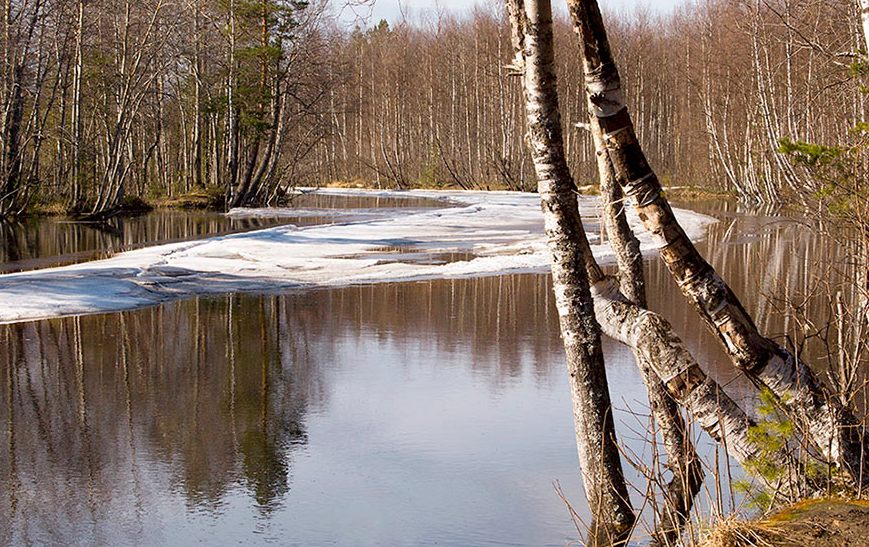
[325,0,864,203]
[0,0,863,218]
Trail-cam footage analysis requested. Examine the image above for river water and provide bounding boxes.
[0,197,853,545]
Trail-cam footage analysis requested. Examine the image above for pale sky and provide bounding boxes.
[341,0,686,25]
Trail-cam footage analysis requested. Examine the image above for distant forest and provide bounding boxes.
[0,0,862,217]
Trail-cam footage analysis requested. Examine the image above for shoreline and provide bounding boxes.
[0,188,716,324]
[19,183,736,219]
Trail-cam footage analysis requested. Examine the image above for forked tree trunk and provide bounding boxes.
[566,0,869,488]
[506,1,635,544]
[591,121,703,547]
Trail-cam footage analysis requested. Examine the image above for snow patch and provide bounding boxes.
[0,189,716,324]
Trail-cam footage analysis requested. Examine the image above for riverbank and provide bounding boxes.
[703,499,869,546]
[19,183,734,219]
[25,189,223,217]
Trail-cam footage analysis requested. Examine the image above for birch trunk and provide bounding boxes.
[507,1,635,544]
[592,121,702,547]
[192,0,203,190]
[566,0,869,487]
[71,0,83,209]
[226,0,239,207]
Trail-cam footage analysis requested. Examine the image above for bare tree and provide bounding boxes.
[506,1,634,544]
[566,0,869,488]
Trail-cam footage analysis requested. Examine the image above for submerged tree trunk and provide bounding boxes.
[567,0,869,488]
[506,1,635,544]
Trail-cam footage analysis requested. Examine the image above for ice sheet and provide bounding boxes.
[0,189,716,324]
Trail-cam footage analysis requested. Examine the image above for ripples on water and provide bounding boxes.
[0,198,861,545]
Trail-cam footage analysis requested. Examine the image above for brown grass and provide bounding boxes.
[700,517,791,547]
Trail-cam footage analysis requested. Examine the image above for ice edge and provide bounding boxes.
[0,188,717,324]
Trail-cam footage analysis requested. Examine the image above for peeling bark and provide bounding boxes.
[591,277,809,500]
[591,119,702,547]
[507,1,635,544]
[566,0,869,488]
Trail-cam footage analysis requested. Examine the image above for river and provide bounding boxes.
[0,196,850,545]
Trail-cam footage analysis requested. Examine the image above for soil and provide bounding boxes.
[766,499,869,546]
[705,499,869,546]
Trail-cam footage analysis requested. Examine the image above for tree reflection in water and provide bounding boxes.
[0,203,861,544]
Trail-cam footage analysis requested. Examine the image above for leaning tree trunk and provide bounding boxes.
[591,120,703,547]
[506,1,635,545]
[579,149,809,504]
[568,181,810,510]
[566,0,869,488]
[589,277,811,501]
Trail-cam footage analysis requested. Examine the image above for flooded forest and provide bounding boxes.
[0,0,867,546]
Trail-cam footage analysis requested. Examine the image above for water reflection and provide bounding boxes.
[0,194,444,274]
[0,275,574,545]
[656,201,862,393]
[0,201,861,545]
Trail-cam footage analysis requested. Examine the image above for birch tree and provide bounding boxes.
[509,6,819,544]
[566,0,869,488]
[506,1,634,543]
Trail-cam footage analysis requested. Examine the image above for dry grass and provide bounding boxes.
[700,517,791,547]
[27,200,68,215]
[699,499,869,546]
[151,189,224,210]
[321,178,371,189]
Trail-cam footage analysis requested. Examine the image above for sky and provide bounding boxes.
[340,0,686,25]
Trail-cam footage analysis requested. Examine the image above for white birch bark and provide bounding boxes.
[507,1,635,544]
[566,0,869,489]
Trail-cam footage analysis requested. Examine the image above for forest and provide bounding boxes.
[0,0,863,214]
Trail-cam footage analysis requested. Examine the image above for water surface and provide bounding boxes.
[0,198,858,545]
